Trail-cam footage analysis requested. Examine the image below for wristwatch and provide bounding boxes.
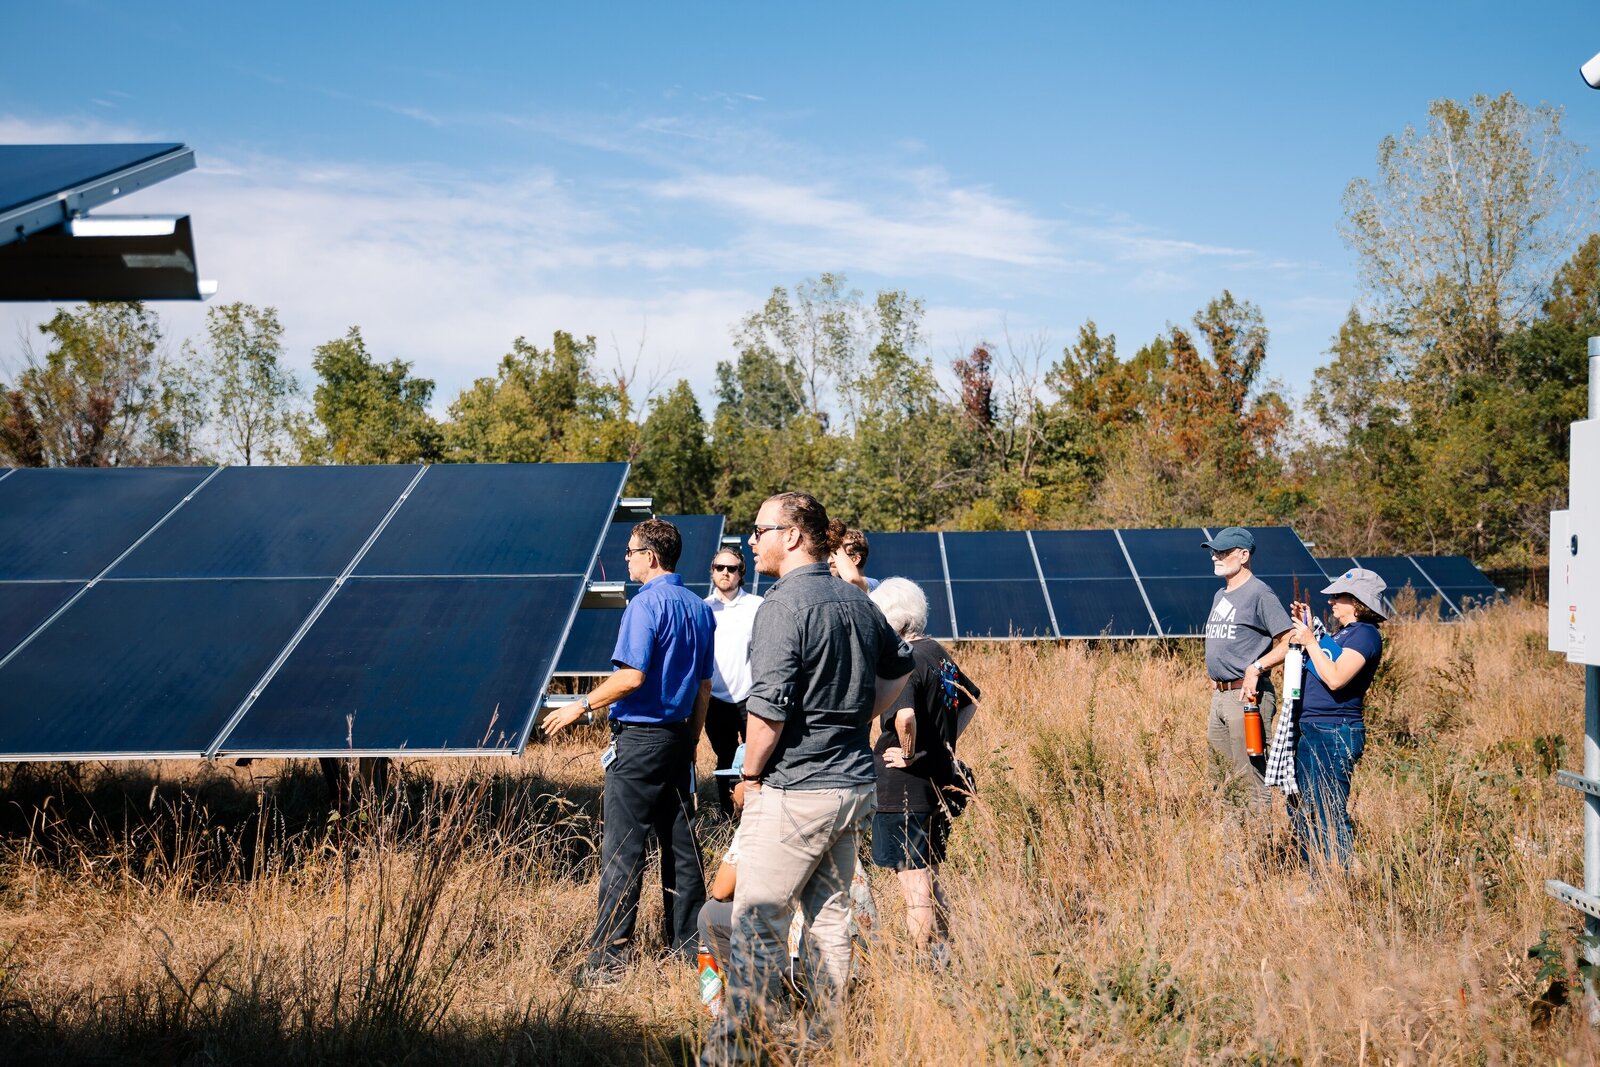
[740,772,764,783]
[579,694,592,716]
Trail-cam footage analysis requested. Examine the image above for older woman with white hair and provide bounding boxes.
[867,577,980,960]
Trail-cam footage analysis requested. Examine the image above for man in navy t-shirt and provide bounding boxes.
[542,518,716,985]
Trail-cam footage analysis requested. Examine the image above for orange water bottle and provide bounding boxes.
[1242,689,1264,756]
[697,943,724,1016]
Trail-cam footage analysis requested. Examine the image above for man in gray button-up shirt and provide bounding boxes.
[702,491,913,1064]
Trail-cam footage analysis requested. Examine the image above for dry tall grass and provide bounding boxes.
[0,598,1595,1064]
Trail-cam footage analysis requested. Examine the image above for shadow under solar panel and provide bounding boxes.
[0,581,82,660]
[356,463,627,577]
[0,578,327,758]
[110,464,421,579]
[0,466,215,580]
[221,576,586,756]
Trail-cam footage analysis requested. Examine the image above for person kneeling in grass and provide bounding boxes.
[867,578,980,959]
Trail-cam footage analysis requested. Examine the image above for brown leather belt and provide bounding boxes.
[1211,679,1245,692]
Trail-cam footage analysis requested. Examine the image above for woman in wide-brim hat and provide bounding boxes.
[1287,568,1388,875]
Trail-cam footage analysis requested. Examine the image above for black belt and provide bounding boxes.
[609,718,691,735]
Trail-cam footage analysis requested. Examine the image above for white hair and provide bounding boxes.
[870,577,927,639]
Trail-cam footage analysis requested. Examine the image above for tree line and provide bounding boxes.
[3,92,1595,568]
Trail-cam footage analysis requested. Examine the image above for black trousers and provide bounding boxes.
[591,722,706,960]
[704,696,747,816]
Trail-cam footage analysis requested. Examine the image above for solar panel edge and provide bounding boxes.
[522,473,628,749]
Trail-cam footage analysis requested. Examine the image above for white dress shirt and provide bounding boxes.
[705,586,762,702]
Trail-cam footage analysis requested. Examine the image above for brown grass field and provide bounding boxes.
[1,597,1597,1065]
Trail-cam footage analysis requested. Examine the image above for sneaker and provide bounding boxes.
[573,953,628,988]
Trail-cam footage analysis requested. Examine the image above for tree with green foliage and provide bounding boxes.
[0,302,202,466]
[200,302,300,465]
[1341,92,1597,384]
[301,327,441,464]
[630,380,714,515]
[444,331,635,464]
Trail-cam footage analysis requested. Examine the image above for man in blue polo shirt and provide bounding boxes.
[541,517,716,986]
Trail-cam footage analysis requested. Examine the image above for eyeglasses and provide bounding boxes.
[623,545,650,559]
[711,564,742,574]
[749,523,791,541]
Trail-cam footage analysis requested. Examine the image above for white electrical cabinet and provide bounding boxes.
[1568,418,1600,666]
[1553,509,1572,654]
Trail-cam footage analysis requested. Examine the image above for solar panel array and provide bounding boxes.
[0,464,626,760]
[553,515,727,675]
[855,526,1327,640]
[1314,555,1501,620]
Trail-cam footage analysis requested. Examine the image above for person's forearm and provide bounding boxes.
[895,709,916,754]
[742,713,782,777]
[688,679,712,745]
[1255,632,1291,672]
[584,667,646,711]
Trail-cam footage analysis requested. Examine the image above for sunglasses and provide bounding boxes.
[749,523,791,541]
[712,563,742,574]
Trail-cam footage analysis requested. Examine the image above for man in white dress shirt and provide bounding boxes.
[705,546,763,817]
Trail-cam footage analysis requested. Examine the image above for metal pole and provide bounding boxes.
[1588,338,1600,1001]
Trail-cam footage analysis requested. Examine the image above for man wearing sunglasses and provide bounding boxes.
[704,546,762,817]
[542,518,717,987]
[702,493,914,1062]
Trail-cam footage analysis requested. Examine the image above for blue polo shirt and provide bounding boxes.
[609,573,716,724]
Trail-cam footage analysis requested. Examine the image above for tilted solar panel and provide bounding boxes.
[1412,555,1500,611]
[1352,556,1457,619]
[0,579,327,759]
[220,577,585,755]
[1138,577,1222,637]
[943,532,1039,582]
[1118,528,1214,578]
[0,143,185,217]
[1045,579,1159,637]
[0,581,81,661]
[355,463,626,576]
[949,579,1055,639]
[867,532,947,582]
[0,462,624,761]
[1316,557,1358,578]
[0,466,214,580]
[1031,529,1135,580]
[110,465,422,579]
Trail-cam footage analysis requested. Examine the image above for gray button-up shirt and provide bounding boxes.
[747,561,915,790]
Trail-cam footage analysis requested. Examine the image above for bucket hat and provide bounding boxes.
[1320,568,1390,620]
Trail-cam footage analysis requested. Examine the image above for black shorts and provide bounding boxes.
[871,809,951,871]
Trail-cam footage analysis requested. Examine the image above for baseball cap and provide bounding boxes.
[1320,568,1390,620]
[1200,527,1255,552]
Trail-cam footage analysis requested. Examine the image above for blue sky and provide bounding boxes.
[5,1,1600,417]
